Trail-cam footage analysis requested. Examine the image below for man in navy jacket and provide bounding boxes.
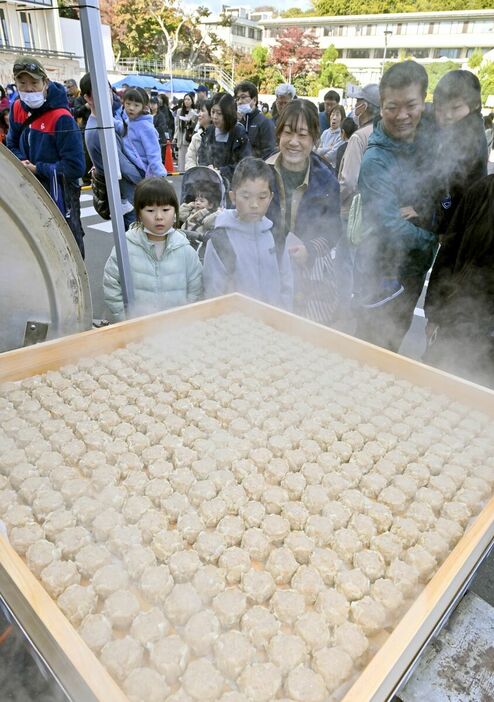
[234,80,276,160]
[7,56,85,256]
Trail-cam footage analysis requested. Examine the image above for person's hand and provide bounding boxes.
[400,206,418,220]
[289,244,308,266]
[21,160,37,174]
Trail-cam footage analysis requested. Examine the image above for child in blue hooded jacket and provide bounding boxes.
[120,88,166,178]
[203,157,292,310]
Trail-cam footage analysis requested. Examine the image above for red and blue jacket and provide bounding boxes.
[7,81,84,190]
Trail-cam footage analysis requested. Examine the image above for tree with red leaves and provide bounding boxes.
[271,27,322,83]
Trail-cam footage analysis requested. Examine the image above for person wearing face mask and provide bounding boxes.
[234,80,276,160]
[7,56,85,256]
[338,84,380,220]
[331,85,380,320]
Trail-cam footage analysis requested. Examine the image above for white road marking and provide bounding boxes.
[80,193,93,202]
[414,308,425,318]
[80,206,98,219]
[88,220,114,233]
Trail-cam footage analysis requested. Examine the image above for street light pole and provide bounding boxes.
[382,29,393,77]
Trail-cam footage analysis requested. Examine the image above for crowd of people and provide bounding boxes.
[2,55,493,387]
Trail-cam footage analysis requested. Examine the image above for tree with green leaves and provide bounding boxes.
[468,49,484,70]
[318,45,356,91]
[423,61,459,100]
[111,0,217,66]
[313,0,492,15]
[478,61,494,104]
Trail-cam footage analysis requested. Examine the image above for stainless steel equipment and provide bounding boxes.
[0,144,92,353]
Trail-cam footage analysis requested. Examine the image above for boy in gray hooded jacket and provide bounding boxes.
[203,158,293,310]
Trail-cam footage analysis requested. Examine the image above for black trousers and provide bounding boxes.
[354,274,427,353]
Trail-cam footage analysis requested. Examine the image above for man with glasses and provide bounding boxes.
[7,56,85,256]
[234,80,276,160]
[353,61,437,352]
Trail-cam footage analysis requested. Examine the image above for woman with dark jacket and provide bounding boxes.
[424,175,494,388]
[158,94,175,141]
[265,99,341,325]
[432,70,488,235]
[150,97,168,148]
[197,92,251,183]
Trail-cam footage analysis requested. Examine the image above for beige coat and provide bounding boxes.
[185,131,202,171]
[338,121,374,218]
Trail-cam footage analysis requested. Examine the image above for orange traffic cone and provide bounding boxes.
[164,140,175,174]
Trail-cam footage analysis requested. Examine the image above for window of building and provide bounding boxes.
[20,12,35,49]
[374,48,385,58]
[256,29,262,41]
[366,24,375,36]
[385,48,400,59]
[434,48,461,59]
[0,9,9,47]
[395,23,402,35]
[346,49,371,59]
[409,48,431,59]
[466,47,490,57]
[248,27,255,39]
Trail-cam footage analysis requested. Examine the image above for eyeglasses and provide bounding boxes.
[14,62,44,75]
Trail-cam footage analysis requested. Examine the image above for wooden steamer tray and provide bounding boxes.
[0,294,493,702]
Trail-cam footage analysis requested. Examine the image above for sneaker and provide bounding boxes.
[121,200,134,215]
[361,279,405,309]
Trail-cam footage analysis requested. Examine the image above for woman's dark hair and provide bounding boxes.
[211,92,238,133]
[0,85,5,100]
[484,114,493,129]
[329,104,346,122]
[341,116,357,139]
[434,70,482,113]
[200,98,213,117]
[123,87,148,106]
[380,60,428,100]
[134,177,179,226]
[275,99,320,144]
[159,94,169,108]
[180,92,195,115]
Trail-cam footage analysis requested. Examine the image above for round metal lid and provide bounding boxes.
[0,144,92,353]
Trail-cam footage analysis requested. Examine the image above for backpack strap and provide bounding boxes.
[209,227,237,280]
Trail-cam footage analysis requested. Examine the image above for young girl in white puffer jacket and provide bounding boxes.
[103,177,203,321]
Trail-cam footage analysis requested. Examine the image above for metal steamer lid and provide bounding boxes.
[0,144,92,353]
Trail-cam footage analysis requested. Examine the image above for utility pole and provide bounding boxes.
[382,29,393,77]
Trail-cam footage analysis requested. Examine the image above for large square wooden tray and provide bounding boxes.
[0,294,493,702]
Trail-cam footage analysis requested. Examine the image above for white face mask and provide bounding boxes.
[238,103,253,116]
[20,91,46,109]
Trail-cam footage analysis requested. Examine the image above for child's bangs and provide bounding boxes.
[134,178,179,216]
[123,88,144,104]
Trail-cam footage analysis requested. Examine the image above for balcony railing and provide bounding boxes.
[0,44,78,60]
[114,59,234,92]
[22,0,54,6]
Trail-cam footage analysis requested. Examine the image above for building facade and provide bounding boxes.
[0,0,81,86]
[262,10,494,85]
[199,6,263,56]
